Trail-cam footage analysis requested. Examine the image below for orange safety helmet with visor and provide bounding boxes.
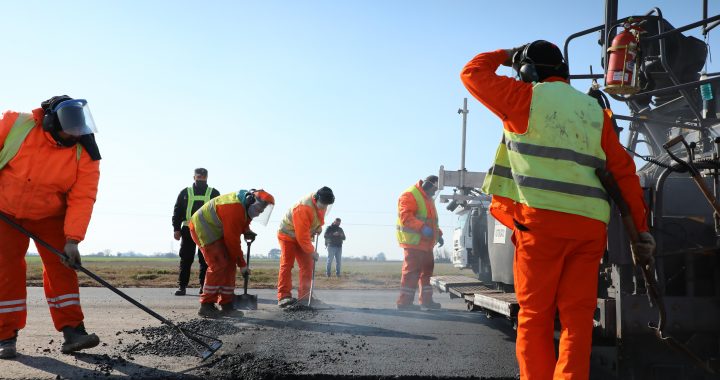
[247,189,275,226]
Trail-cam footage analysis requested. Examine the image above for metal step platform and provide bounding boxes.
[448,284,495,301]
[473,290,519,319]
[430,275,483,293]
[431,275,519,319]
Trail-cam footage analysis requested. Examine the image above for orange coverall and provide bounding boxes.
[189,199,250,306]
[0,109,100,340]
[461,50,648,380]
[277,197,325,301]
[397,181,442,305]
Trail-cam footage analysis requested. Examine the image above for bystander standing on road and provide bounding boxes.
[324,218,346,277]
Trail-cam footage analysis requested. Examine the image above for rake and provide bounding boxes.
[0,212,223,361]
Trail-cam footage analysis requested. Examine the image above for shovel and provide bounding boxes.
[0,212,223,361]
[235,237,258,310]
[308,234,319,307]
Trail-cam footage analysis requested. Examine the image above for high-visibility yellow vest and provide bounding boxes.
[182,186,213,227]
[0,113,80,170]
[190,191,242,247]
[396,185,438,245]
[482,81,610,223]
[278,193,321,238]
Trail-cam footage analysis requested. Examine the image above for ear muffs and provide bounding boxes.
[516,41,569,83]
[41,95,73,132]
[518,42,539,83]
[42,110,58,132]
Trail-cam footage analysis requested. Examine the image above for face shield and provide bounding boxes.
[55,99,98,137]
[423,182,439,201]
[249,201,274,226]
[316,201,333,216]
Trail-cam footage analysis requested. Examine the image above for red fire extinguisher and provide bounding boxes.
[605,22,642,95]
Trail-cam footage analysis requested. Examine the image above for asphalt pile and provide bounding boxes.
[120,318,242,357]
[282,303,318,320]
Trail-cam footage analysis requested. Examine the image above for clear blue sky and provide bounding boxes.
[1,1,717,260]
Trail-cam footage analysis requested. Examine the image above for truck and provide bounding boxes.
[433,1,720,378]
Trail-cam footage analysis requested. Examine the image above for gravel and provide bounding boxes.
[120,318,241,357]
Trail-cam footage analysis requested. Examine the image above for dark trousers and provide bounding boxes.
[178,226,207,288]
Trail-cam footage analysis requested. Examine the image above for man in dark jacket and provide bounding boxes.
[172,168,220,296]
[324,218,346,277]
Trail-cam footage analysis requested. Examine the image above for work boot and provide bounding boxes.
[0,336,17,359]
[61,323,100,354]
[278,297,297,308]
[396,303,421,311]
[220,303,244,317]
[198,303,220,318]
[421,300,442,310]
[174,287,186,296]
[199,285,204,295]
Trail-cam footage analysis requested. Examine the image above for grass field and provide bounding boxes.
[25,256,471,289]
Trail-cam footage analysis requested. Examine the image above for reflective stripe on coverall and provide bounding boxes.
[189,191,251,305]
[277,193,325,300]
[461,49,648,380]
[396,181,441,305]
[0,109,98,340]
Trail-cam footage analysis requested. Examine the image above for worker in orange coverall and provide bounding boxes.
[276,186,335,307]
[0,96,102,359]
[395,175,443,311]
[189,189,275,318]
[461,41,654,379]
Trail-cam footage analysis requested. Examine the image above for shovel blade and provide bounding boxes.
[234,294,258,310]
[200,341,223,361]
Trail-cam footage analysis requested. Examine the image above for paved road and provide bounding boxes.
[2,287,519,379]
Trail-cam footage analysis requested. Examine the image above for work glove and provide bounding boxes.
[631,232,656,270]
[314,227,323,236]
[502,44,528,67]
[437,236,444,247]
[244,230,257,243]
[240,266,251,277]
[173,231,181,241]
[62,241,81,269]
[421,225,434,237]
[311,251,320,261]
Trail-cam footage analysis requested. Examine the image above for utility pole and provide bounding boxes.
[458,98,469,188]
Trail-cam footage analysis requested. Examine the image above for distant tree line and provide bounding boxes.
[84,249,178,258]
[265,249,388,262]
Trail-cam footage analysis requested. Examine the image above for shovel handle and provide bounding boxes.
[243,240,252,295]
[308,234,319,307]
